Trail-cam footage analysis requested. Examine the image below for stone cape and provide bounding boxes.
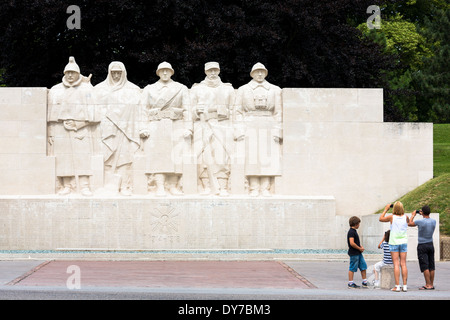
[47,78,99,178]
[92,61,143,195]
[94,75,142,167]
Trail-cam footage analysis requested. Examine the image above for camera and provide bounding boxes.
[415,210,421,215]
[390,204,394,208]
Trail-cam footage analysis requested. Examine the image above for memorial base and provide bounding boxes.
[0,195,336,251]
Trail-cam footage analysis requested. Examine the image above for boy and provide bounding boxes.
[347,216,368,288]
[373,230,392,287]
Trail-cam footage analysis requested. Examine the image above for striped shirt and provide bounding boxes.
[380,241,393,264]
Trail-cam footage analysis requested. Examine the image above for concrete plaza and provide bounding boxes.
[1,256,449,300]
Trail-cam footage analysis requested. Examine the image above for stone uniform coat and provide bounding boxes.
[141,80,191,174]
[48,77,99,177]
[235,80,282,176]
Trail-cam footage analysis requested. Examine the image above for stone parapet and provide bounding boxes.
[0,195,336,251]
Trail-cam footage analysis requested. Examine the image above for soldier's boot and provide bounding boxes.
[79,176,93,197]
[58,177,72,195]
[200,178,211,195]
[260,176,272,197]
[155,174,167,197]
[168,175,183,195]
[248,176,260,197]
[218,178,229,197]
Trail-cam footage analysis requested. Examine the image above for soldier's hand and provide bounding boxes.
[183,129,193,139]
[63,120,77,131]
[140,130,150,139]
[273,136,283,144]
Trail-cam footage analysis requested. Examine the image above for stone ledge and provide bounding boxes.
[0,196,336,251]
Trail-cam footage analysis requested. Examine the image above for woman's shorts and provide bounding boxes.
[389,243,408,253]
[349,254,367,273]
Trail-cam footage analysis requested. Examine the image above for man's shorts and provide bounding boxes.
[349,254,367,273]
[417,242,435,272]
[389,243,408,253]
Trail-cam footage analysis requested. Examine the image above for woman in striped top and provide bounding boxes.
[379,201,410,292]
[373,230,393,287]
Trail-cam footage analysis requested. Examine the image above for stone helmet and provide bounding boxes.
[250,62,268,78]
[204,62,220,71]
[156,61,174,76]
[64,56,80,74]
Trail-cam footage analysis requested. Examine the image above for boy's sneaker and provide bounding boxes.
[362,281,368,288]
[348,282,360,289]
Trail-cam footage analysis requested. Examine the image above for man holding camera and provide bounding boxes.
[408,205,437,290]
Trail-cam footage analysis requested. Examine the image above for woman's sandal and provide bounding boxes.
[391,285,401,292]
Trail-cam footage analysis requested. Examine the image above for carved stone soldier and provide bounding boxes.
[190,62,235,196]
[94,61,141,196]
[235,63,282,196]
[140,62,192,196]
[47,57,99,196]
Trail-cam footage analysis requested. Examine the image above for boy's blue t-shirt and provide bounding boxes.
[415,218,436,244]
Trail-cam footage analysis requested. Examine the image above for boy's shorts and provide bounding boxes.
[349,254,367,273]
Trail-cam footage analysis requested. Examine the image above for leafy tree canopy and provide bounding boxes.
[356,0,449,122]
[414,5,450,122]
[358,14,432,70]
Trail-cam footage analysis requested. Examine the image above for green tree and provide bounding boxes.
[383,0,448,24]
[357,0,450,122]
[357,12,434,121]
[413,6,450,123]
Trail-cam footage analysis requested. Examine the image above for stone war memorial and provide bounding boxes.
[0,57,438,258]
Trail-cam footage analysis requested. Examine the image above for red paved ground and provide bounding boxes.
[11,261,314,289]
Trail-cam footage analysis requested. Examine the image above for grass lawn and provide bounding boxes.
[397,173,449,235]
[434,123,450,177]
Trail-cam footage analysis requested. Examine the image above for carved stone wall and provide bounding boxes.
[0,83,435,253]
[0,86,433,217]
